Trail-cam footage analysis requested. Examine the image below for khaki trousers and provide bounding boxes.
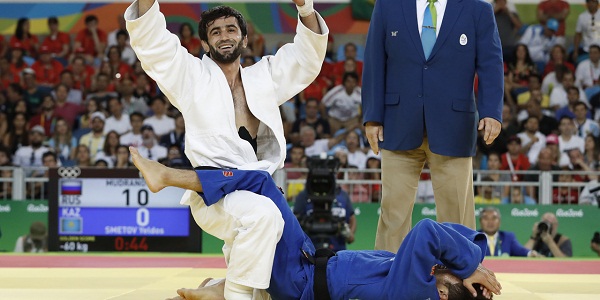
[375,138,475,252]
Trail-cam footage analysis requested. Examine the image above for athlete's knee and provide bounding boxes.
[413,218,437,232]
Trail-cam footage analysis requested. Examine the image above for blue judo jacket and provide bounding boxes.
[195,169,487,300]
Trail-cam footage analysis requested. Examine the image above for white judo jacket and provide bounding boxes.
[125,1,328,204]
[125,2,329,174]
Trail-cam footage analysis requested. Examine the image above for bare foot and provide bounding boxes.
[129,146,167,193]
[174,278,226,300]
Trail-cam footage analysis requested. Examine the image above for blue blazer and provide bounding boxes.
[362,0,504,157]
[480,230,530,257]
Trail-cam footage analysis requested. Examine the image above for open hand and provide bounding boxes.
[365,122,383,155]
[478,117,501,145]
[463,264,502,297]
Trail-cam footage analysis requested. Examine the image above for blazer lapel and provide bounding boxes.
[429,0,464,60]
[402,0,425,61]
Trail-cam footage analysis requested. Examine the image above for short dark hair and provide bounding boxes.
[130,112,145,121]
[198,5,247,43]
[342,72,359,84]
[42,151,57,162]
[149,96,166,106]
[48,16,58,24]
[116,29,129,39]
[446,282,491,300]
[84,15,98,24]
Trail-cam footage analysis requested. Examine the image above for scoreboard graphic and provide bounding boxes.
[48,168,202,252]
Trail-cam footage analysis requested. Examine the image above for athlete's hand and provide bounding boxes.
[478,117,501,145]
[365,122,383,155]
[292,0,305,6]
[463,264,502,297]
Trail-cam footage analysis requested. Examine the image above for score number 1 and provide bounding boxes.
[123,188,150,226]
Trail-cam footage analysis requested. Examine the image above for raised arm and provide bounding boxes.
[138,0,154,17]
[294,0,322,34]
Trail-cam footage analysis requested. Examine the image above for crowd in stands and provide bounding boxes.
[1,0,600,205]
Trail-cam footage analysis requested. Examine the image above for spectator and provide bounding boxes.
[53,83,85,129]
[584,134,599,167]
[537,0,569,45]
[573,101,600,138]
[159,113,187,164]
[143,96,175,138]
[31,45,64,89]
[159,144,188,168]
[8,44,27,83]
[340,130,367,170]
[504,44,537,103]
[479,207,535,257]
[364,150,382,203]
[13,221,47,253]
[94,130,120,168]
[114,30,137,65]
[21,68,46,114]
[552,167,579,204]
[299,125,354,157]
[543,44,574,77]
[572,0,600,63]
[284,144,306,201]
[332,42,363,82]
[518,97,558,135]
[515,74,550,110]
[10,18,38,57]
[321,72,362,134]
[47,118,77,166]
[478,152,511,199]
[73,14,107,64]
[0,57,15,89]
[40,16,70,64]
[592,232,600,256]
[545,133,562,165]
[85,73,119,108]
[67,56,94,93]
[3,112,29,154]
[245,21,265,58]
[28,94,57,137]
[178,22,202,57]
[502,186,537,204]
[474,177,501,204]
[76,98,103,130]
[12,125,51,168]
[118,76,149,115]
[29,151,58,198]
[493,0,522,62]
[115,144,133,168]
[120,112,144,147]
[104,97,131,135]
[107,14,127,48]
[78,111,107,160]
[575,45,600,92]
[138,125,167,161]
[555,89,589,121]
[290,98,331,145]
[517,116,547,164]
[524,147,561,201]
[501,135,531,181]
[566,148,595,183]
[106,45,134,81]
[73,144,92,167]
[542,62,567,95]
[293,185,356,252]
[519,18,560,65]
[333,57,361,86]
[0,161,13,199]
[557,116,585,166]
[94,158,109,168]
[525,212,573,257]
[549,71,588,111]
[0,31,8,61]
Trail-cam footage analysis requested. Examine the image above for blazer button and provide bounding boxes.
[418,94,423,98]
[424,66,428,70]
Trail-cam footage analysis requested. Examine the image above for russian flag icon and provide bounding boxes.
[61,180,82,195]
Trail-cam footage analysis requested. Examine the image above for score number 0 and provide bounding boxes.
[123,188,150,226]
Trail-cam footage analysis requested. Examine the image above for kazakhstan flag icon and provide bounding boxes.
[60,217,82,234]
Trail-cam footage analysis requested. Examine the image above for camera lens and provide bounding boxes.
[538,222,548,232]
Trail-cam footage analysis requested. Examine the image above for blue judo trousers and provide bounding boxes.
[195,169,488,300]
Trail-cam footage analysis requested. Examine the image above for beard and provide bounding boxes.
[208,39,244,64]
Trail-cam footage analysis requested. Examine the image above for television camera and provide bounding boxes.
[297,155,351,250]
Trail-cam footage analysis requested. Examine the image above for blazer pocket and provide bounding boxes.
[452,99,476,112]
[385,93,400,105]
